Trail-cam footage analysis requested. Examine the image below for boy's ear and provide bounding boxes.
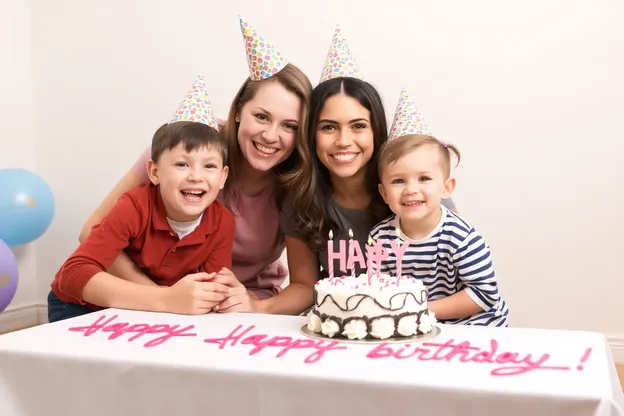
[147,159,160,185]
[378,182,388,204]
[219,166,229,189]
[442,176,456,199]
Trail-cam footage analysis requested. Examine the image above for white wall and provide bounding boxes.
[4,0,623,340]
[0,0,38,309]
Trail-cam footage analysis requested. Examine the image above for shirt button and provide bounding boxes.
[172,248,176,253]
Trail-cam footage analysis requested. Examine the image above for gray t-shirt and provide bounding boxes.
[280,196,456,279]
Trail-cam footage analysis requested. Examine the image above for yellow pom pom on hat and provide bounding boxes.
[169,73,218,130]
[388,89,432,141]
[319,26,362,83]
[239,15,288,81]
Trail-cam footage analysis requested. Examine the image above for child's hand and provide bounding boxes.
[163,272,229,315]
[211,268,255,313]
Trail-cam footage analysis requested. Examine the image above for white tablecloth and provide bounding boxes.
[0,308,622,416]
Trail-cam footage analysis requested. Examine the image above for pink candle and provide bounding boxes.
[327,230,334,279]
[348,229,355,278]
[366,235,375,285]
[374,239,389,278]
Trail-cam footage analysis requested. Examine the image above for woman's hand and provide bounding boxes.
[211,268,255,313]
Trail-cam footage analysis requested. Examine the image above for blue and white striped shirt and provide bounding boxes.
[369,206,509,327]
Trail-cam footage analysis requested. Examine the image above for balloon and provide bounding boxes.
[0,239,18,312]
[0,169,55,246]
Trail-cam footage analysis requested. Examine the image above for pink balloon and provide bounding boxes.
[0,239,18,312]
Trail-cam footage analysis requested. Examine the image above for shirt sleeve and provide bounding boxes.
[453,230,500,311]
[131,145,151,184]
[279,196,301,239]
[201,208,235,273]
[56,194,142,304]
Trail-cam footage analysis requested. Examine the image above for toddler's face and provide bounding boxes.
[379,145,454,224]
[149,143,228,222]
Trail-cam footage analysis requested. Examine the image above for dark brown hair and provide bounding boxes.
[378,134,461,178]
[219,63,312,208]
[151,121,226,164]
[284,77,391,251]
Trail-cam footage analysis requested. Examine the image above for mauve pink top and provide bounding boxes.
[132,146,287,299]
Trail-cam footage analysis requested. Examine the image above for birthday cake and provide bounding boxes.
[307,274,437,340]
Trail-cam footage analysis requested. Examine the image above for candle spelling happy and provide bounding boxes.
[348,229,355,278]
[327,229,334,279]
[366,236,374,285]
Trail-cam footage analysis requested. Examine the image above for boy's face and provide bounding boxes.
[147,143,228,222]
[378,145,455,224]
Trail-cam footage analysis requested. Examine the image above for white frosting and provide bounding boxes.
[309,273,435,340]
[397,315,419,336]
[307,312,322,332]
[320,319,340,337]
[342,319,368,340]
[370,317,395,339]
[419,312,437,333]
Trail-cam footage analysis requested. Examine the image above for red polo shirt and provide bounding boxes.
[51,183,235,309]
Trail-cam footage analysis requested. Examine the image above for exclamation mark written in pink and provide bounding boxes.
[577,348,592,370]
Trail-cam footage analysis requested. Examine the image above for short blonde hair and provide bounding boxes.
[378,134,461,179]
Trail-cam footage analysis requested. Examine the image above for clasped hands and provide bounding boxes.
[164,267,254,315]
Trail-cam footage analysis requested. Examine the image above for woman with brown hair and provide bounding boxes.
[75,18,312,312]
[242,29,455,315]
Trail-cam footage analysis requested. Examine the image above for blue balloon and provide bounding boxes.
[0,169,55,246]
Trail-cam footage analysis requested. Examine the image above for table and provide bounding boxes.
[0,308,622,416]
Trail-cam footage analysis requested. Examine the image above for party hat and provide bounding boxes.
[319,26,362,83]
[169,73,218,130]
[388,89,432,140]
[239,15,288,81]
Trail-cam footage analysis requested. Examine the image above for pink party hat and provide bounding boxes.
[169,73,218,130]
[388,89,432,140]
[319,26,362,83]
[239,15,288,81]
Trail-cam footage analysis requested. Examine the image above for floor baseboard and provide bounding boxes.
[1,304,623,364]
[609,334,624,364]
[0,304,45,334]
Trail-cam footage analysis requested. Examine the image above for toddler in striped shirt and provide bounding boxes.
[370,129,509,327]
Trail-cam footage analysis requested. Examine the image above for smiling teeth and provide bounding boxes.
[183,190,204,195]
[404,201,423,206]
[334,153,356,161]
[255,143,278,154]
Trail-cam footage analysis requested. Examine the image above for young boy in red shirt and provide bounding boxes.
[48,74,235,322]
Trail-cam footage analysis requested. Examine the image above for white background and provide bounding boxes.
[1,0,622,339]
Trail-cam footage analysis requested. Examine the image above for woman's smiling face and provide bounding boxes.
[236,81,302,172]
[315,93,374,180]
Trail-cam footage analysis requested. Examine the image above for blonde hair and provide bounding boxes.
[378,134,461,179]
[219,63,312,208]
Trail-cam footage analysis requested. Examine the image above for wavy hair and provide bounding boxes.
[283,77,391,250]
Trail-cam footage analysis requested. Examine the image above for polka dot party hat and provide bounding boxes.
[319,26,362,83]
[169,73,218,130]
[239,15,288,81]
[388,89,432,140]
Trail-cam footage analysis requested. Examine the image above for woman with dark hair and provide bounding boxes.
[252,76,393,315]
[222,29,455,315]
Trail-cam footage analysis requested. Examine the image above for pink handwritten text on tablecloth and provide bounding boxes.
[66,317,595,376]
[365,338,585,376]
[68,314,197,347]
[203,324,347,363]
